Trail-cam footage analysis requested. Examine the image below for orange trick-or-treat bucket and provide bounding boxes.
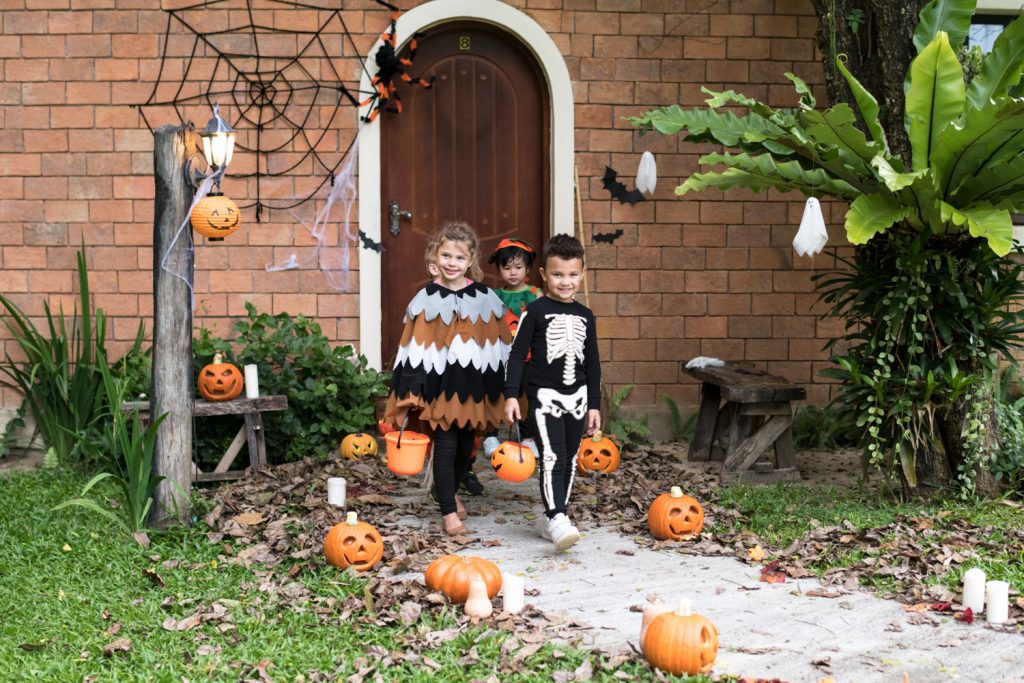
[385,424,431,476]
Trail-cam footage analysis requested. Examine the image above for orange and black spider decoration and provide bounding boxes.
[361,1,435,123]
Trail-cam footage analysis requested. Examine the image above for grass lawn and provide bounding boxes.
[0,470,691,682]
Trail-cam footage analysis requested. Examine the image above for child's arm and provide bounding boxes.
[586,409,601,435]
[505,397,522,424]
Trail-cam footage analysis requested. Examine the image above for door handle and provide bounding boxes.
[388,199,412,237]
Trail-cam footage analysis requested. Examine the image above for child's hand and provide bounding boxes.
[586,409,601,435]
[504,397,521,424]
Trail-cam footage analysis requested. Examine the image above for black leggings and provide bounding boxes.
[432,424,476,516]
[527,387,587,519]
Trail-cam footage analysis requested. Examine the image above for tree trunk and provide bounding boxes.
[932,392,1003,497]
[808,0,929,168]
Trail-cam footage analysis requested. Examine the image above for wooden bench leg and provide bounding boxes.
[710,401,738,462]
[689,383,720,461]
[244,412,267,471]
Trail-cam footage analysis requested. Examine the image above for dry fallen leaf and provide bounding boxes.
[142,569,165,588]
[748,545,766,562]
[102,638,131,658]
[233,512,265,526]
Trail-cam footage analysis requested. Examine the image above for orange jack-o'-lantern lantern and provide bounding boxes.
[340,432,378,460]
[643,598,718,676]
[648,486,705,540]
[424,554,502,604]
[191,192,242,241]
[491,440,535,483]
[576,430,620,474]
[324,511,383,572]
[197,353,243,402]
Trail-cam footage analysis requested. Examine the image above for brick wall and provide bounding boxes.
[0,0,844,426]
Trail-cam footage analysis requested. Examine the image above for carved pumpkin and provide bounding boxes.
[191,192,242,241]
[648,486,704,540]
[324,511,383,572]
[491,440,535,483]
[576,430,620,474]
[643,598,718,676]
[424,554,502,604]
[340,432,378,460]
[197,353,243,402]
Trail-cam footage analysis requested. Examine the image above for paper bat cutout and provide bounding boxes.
[601,166,645,205]
[593,228,624,244]
[358,229,382,253]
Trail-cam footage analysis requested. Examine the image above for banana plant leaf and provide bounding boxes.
[966,15,1024,109]
[906,31,966,172]
[913,0,976,53]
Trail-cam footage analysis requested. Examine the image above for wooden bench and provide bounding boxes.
[121,396,288,483]
[682,362,804,484]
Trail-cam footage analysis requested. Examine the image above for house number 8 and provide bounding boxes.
[459,36,470,50]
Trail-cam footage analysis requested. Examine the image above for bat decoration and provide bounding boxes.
[361,1,436,122]
[601,166,645,205]
[358,229,382,253]
[593,228,624,244]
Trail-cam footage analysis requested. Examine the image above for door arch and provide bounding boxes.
[358,0,575,369]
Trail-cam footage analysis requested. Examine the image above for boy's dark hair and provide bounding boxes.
[541,234,585,268]
[487,237,536,269]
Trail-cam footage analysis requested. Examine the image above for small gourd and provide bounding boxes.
[576,430,620,474]
[323,511,384,572]
[463,578,493,619]
[197,353,244,402]
[648,486,705,540]
[643,598,719,676]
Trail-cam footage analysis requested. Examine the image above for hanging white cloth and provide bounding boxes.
[635,151,657,196]
[793,197,828,257]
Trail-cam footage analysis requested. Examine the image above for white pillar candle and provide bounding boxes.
[986,580,1009,625]
[962,567,986,613]
[244,364,259,398]
[327,477,346,508]
[501,572,525,614]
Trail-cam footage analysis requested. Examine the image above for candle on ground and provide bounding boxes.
[986,580,1009,624]
[962,567,986,613]
[327,477,346,508]
[502,573,525,614]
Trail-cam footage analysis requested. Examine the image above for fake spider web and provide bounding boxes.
[137,0,394,221]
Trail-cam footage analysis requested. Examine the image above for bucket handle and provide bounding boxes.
[397,413,409,449]
[505,421,525,460]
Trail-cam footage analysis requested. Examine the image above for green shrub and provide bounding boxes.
[604,384,650,450]
[195,303,389,463]
[791,404,861,451]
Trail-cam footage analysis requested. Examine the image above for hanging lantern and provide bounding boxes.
[191,192,242,241]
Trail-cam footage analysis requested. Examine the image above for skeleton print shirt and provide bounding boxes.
[503,297,600,407]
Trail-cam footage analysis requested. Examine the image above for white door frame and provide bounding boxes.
[357,0,575,369]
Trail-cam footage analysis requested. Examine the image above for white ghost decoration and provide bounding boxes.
[635,151,657,196]
[793,197,828,257]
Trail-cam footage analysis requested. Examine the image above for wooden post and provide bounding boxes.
[150,124,196,528]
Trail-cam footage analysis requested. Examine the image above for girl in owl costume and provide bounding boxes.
[384,222,511,536]
[505,235,601,551]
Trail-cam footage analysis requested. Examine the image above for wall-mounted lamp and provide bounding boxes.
[198,103,236,185]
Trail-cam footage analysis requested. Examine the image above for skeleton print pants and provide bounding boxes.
[526,385,588,519]
[432,424,476,516]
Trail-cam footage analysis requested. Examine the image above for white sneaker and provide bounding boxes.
[522,438,538,455]
[542,513,580,551]
[483,436,501,457]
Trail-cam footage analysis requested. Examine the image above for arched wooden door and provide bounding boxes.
[380,22,550,365]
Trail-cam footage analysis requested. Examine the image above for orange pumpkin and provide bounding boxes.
[197,353,243,401]
[576,430,620,474]
[324,511,383,572]
[191,192,242,241]
[648,486,704,540]
[643,599,719,676]
[491,440,535,483]
[341,432,378,460]
[424,554,502,604]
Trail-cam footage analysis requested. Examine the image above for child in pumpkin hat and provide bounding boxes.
[504,234,601,551]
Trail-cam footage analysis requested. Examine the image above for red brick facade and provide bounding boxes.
[0,0,845,430]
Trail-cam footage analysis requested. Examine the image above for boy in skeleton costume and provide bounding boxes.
[505,235,601,551]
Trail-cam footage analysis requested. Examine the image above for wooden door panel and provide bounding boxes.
[380,23,549,365]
